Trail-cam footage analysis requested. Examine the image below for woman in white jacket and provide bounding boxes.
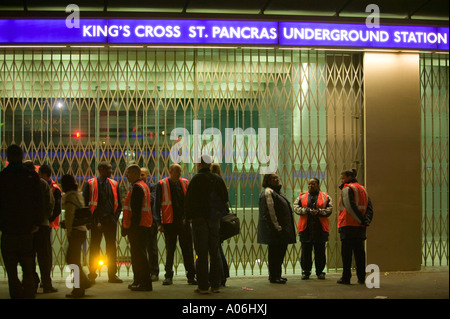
[61,174,91,298]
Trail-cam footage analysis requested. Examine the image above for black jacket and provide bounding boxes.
[0,162,44,234]
[257,187,297,245]
[184,168,228,220]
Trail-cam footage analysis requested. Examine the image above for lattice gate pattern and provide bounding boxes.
[0,48,364,277]
[420,53,449,267]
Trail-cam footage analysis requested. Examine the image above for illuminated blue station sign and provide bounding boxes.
[0,19,448,51]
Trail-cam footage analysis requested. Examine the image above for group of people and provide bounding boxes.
[258,170,373,285]
[0,143,373,299]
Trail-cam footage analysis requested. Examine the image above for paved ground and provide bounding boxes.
[0,266,447,302]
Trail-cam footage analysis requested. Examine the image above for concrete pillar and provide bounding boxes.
[364,53,422,271]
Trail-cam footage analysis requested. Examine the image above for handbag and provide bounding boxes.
[220,213,240,241]
[72,207,92,227]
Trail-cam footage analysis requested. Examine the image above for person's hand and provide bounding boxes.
[158,225,164,233]
[31,225,39,234]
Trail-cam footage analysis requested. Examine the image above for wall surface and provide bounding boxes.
[364,53,422,271]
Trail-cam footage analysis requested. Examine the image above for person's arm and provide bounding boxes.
[49,188,62,223]
[130,184,144,229]
[264,188,282,231]
[317,195,333,217]
[63,193,77,236]
[342,187,365,224]
[363,197,374,226]
[154,183,162,226]
[115,183,122,221]
[82,182,90,207]
[293,195,308,215]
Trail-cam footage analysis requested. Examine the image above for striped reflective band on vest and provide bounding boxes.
[122,180,152,229]
[88,177,119,214]
[159,177,188,224]
[49,180,61,229]
[297,191,329,233]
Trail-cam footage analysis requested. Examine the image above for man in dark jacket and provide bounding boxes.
[184,155,229,294]
[0,144,44,299]
[140,166,160,282]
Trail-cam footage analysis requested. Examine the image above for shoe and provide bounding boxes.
[281,277,288,282]
[163,278,173,285]
[195,288,210,294]
[43,287,58,293]
[301,274,310,280]
[187,278,198,285]
[128,282,136,289]
[88,273,97,285]
[108,275,123,283]
[270,278,286,284]
[151,275,159,282]
[130,284,152,291]
[210,287,220,293]
[337,278,351,285]
[66,290,85,298]
[317,273,326,280]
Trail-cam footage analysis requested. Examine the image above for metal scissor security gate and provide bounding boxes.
[420,53,449,267]
[0,48,365,277]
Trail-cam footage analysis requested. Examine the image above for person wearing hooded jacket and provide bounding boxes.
[257,173,296,284]
[337,169,374,285]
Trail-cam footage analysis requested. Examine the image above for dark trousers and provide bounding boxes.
[32,225,53,289]
[128,226,152,286]
[66,230,90,294]
[1,233,36,299]
[268,243,287,280]
[192,218,221,290]
[341,238,366,281]
[300,241,326,275]
[218,243,229,285]
[163,221,196,280]
[146,224,159,277]
[89,219,118,278]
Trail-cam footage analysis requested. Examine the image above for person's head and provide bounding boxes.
[98,162,112,180]
[211,163,222,176]
[140,167,150,181]
[197,154,212,171]
[23,160,36,172]
[262,173,280,188]
[307,178,320,194]
[340,169,357,184]
[125,164,141,184]
[38,164,52,181]
[169,164,182,181]
[6,144,23,164]
[61,174,78,193]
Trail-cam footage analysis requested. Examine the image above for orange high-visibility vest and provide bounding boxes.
[49,180,61,229]
[159,177,188,224]
[338,182,368,228]
[297,191,330,233]
[87,177,119,214]
[122,180,152,229]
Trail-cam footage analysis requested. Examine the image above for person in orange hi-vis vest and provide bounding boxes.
[293,178,332,281]
[155,163,197,286]
[337,169,374,285]
[122,164,153,291]
[82,161,123,284]
[37,164,61,293]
